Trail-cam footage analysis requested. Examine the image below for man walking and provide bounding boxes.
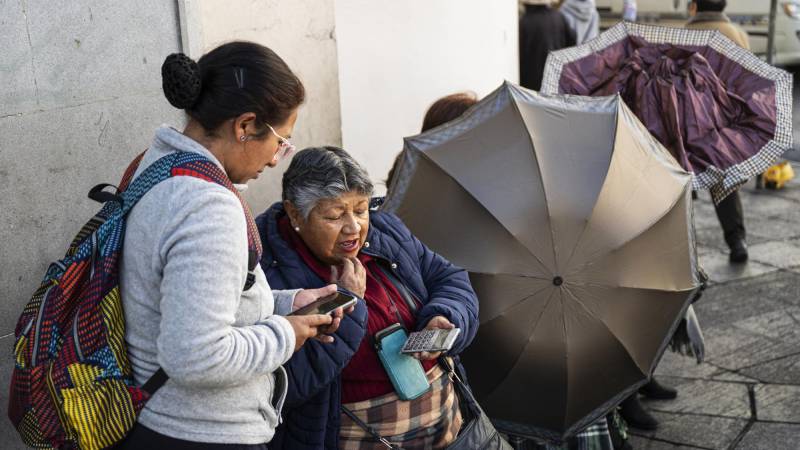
[686,0,750,263]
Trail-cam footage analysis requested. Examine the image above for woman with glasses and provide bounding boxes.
[117,41,346,449]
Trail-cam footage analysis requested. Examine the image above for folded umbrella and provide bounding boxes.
[383,82,702,442]
[541,22,793,203]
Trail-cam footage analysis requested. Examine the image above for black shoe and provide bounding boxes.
[620,395,658,431]
[639,378,677,400]
[728,238,748,264]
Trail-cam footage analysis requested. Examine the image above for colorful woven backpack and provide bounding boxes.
[8,150,262,450]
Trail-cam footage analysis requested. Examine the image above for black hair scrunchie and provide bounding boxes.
[161,53,202,109]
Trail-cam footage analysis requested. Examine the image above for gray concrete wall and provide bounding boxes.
[0,1,184,448]
[0,1,341,446]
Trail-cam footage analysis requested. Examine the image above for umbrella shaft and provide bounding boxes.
[768,0,778,64]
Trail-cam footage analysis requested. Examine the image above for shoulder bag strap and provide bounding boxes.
[341,406,400,449]
[375,263,419,314]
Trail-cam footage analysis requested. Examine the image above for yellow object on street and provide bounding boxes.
[763,162,795,190]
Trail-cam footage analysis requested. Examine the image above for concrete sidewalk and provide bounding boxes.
[630,167,800,449]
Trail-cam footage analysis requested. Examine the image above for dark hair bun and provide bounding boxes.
[161,53,202,109]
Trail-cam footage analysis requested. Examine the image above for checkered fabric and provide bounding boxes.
[542,419,613,450]
[541,22,793,203]
[8,150,261,450]
[500,418,614,450]
[340,364,462,450]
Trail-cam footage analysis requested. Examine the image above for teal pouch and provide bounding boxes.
[374,323,431,401]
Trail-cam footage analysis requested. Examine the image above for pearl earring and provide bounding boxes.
[294,226,300,232]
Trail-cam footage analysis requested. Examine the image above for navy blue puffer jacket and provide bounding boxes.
[256,202,479,450]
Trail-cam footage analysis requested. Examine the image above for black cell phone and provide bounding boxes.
[289,292,358,316]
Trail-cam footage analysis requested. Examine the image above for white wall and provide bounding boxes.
[334,0,519,192]
[179,0,342,209]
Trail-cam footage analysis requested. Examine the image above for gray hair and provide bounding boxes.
[282,146,374,219]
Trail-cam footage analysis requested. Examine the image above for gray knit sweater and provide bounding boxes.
[120,126,297,444]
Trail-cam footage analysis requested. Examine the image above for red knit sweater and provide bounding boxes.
[279,217,436,402]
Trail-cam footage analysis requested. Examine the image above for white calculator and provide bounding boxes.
[400,328,461,354]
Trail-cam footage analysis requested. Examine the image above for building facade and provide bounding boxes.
[0,2,517,446]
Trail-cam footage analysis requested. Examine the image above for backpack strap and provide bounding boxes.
[115,151,263,396]
[118,151,207,214]
[167,156,263,281]
[86,151,147,205]
[141,368,169,396]
[118,151,146,192]
[115,151,263,279]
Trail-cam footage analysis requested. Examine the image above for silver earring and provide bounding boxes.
[240,135,247,142]
[294,226,300,232]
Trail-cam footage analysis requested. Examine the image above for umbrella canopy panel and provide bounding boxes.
[384,83,699,441]
[542,22,793,203]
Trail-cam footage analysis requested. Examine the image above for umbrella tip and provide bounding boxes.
[553,276,564,286]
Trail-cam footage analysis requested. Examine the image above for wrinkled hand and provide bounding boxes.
[413,316,455,361]
[285,314,334,352]
[331,257,366,298]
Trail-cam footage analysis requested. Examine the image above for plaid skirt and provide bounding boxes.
[541,418,613,450]
[340,364,462,450]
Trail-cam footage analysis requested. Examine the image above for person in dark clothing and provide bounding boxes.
[386,91,479,189]
[519,0,576,91]
[686,0,749,263]
[715,192,747,262]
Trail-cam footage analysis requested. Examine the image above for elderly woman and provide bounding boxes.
[255,147,479,449]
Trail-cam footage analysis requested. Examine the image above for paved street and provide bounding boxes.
[629,171,800,449]
[629,66,800,449]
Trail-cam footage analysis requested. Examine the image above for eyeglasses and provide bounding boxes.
[265,123,296,162]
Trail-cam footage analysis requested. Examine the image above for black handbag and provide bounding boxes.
[437,357,513,450]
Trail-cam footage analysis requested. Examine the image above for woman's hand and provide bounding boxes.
[331,257,366,298]
[291,285,351,341]
[285,314,334,352]
[413,315,455,361]
[293,284,338,311]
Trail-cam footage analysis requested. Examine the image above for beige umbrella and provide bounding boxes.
[383,82,702,442]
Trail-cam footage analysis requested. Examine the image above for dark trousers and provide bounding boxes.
[116,423,269,450]
[714,190,746,247]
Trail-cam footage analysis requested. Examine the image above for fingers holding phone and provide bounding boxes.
[316,308,343,341]
[289,292,359,345]
[285,314,334,352]
[292,284,338,311]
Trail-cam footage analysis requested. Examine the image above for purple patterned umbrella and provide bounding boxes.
[541,22,792,203]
